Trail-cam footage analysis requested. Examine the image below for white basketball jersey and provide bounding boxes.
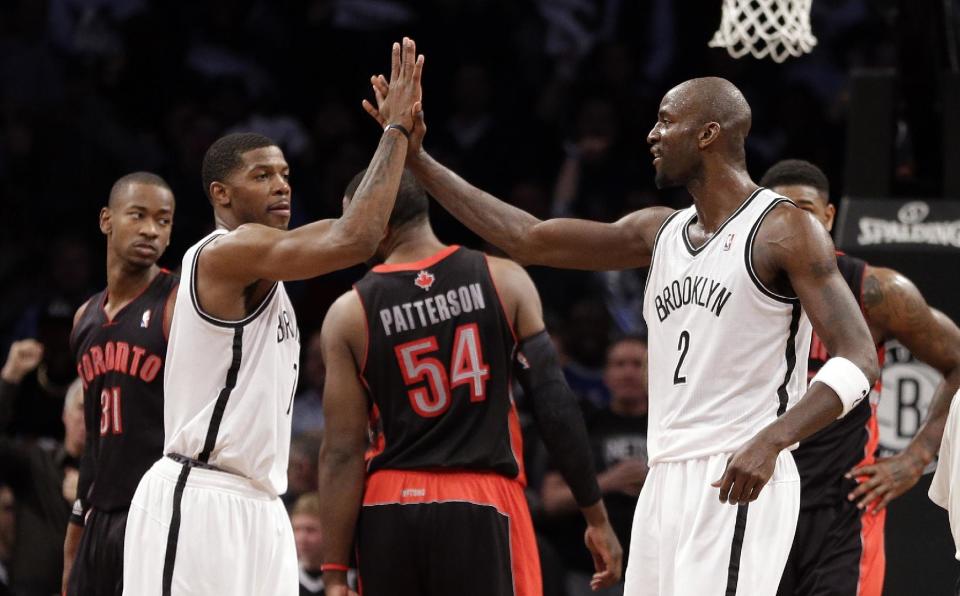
[642,188,812,464]
[164,229,300,496]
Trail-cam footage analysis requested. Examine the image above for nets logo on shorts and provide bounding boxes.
[414,270,435,291]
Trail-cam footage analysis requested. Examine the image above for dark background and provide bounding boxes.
[1,0,958,594]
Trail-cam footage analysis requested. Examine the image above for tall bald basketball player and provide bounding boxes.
[761,159,960,596]
[364,77,879,595]
[318,170,622,596]
[66,172,177,596]
[121,38,424,596]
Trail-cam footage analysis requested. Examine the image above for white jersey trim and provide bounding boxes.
[189,232,279,328]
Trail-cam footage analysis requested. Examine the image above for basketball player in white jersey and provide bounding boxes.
[363,76,879,595]
[121,38,424,596]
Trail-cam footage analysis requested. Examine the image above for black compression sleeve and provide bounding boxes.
[515,330,601,508]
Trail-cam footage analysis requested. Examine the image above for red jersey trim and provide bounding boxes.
[101,268,171,326]
[371,245,460,273]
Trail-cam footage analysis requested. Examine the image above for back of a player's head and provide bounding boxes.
[760,159,830,198]
[345,168,429,231]
[201,132,278,199]
[109,172,172,207]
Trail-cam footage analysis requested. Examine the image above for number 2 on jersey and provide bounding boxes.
[100,387,123,435]
[674,330,690,385]
[395,323,490,418]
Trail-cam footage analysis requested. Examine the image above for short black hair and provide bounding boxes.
[344,168,429,230]
[201,132,278,199]
[760,159,830,196]
[608,333,647,352]
[108,172,172,207]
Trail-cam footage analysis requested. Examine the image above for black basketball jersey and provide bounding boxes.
[354,246,523,478]
[794,253,885,509]
[70,269,177,512]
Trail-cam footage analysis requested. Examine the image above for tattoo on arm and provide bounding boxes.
[862,273,883,309]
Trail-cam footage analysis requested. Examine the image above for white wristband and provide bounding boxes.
[810,356,871,419]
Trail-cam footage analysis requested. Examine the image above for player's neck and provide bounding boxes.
[381,228,446,265]
[105,257,160,310]
[686,164,758,233]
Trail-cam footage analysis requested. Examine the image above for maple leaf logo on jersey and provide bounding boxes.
[414,270,435,291]
[140,309,152,328]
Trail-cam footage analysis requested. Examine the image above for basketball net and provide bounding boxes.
[709,0,817,63]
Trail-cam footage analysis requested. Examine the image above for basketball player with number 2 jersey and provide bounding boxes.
[364,76,880,596]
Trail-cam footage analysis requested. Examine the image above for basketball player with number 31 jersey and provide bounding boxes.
[66,173,176,596]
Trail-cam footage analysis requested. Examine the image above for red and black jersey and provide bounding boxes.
[354,246,524,479]
[795,253,885,509]
[70,269,177,512]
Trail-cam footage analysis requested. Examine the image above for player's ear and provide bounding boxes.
[209,182,231,208]
[824,203,837,232]
[698,122,721,149]
[99,206,111,236]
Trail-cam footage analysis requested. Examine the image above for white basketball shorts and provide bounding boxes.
[624,450,800,596]
[122,456,298,596]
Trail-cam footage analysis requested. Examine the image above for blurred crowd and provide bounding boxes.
[0,0,946,594]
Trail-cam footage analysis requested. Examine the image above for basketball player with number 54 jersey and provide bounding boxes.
[318,170,622,596]
[362,76,880,595]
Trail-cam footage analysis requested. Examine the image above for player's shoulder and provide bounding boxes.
[323,289,365,332]
[484,254,537,298]
[861,263,922,311]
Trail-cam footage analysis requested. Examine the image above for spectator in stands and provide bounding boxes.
[540,335,648,596]
[291,492,357,596]
[0,377,83,596]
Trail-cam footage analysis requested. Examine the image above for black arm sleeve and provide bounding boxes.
[515,330,601,508]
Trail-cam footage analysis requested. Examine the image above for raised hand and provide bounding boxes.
[362,68,427,156]
[1,339,44,384]
[370,37,424,133]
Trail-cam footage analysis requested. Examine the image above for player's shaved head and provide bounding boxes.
[108,172,173,207]
[670,77,751,158]
[675,77,751,131]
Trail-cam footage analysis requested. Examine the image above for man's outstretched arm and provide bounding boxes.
[203,38,423,285]
[361,87,671,271]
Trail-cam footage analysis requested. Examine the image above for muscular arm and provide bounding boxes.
[761,206,879,442]
[488,257,622,588]
[317,292,369,590]
[846,268,960,509]
[409,151,671,269]
[202,130,409,286]
[715,206,879,504]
